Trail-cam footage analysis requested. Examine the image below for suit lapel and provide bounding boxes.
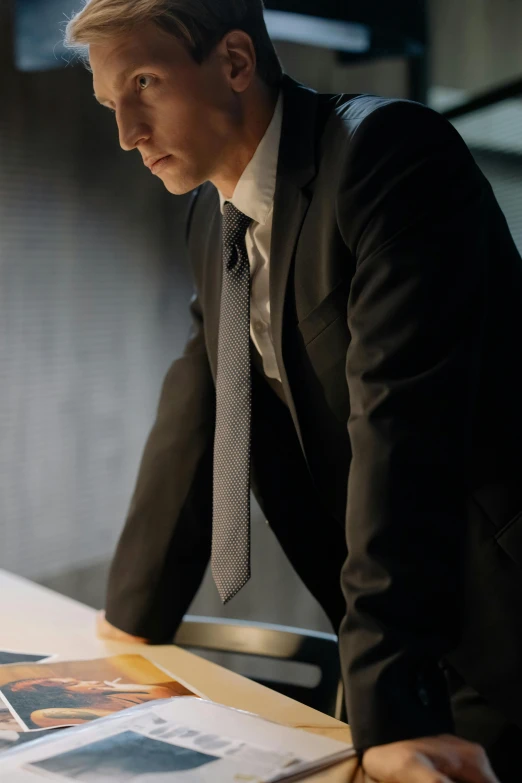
[270,77,320,455]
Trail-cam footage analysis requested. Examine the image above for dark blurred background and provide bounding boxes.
[1,0,521,636]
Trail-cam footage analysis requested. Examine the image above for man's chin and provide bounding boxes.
[160,170,206,196]
[163,182,196,196]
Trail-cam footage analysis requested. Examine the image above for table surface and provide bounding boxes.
[0,569,364,783]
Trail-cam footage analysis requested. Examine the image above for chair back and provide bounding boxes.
[175,615,344,720]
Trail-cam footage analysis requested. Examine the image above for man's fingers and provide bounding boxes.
[365,751,453,783]
[400,758,453,783]
[362,736,500,783]
[363,747,451,783]
[441,741,499,783]
[421,736,499,783]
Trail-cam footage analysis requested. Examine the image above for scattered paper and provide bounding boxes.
[0,727,61,754]
[0,655,202,732]
[0,651,58,735]
[0,709,23,732]
[0,697,354,782]
[0,652,53,667]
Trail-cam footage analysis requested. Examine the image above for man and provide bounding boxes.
[65,1,522,780]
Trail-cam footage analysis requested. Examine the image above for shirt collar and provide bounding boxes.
[218,90,283,225]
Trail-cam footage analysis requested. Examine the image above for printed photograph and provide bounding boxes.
[0,650,52,666]
[29,730,218,781]
[0,655,199,731]
[0,651,55,732]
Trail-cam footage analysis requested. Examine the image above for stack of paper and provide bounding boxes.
[0,651,202,755]
[0,696,354,781]
[0,651,354,781]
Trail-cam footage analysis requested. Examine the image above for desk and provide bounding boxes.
[0,570,363,782]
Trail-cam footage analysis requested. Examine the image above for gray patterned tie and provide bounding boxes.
[212,202,253,603]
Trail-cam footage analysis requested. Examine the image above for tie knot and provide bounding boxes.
[222,202,252,249]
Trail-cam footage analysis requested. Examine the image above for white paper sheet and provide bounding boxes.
[0,697,354,782]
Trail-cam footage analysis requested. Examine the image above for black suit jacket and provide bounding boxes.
[106,74,522,750]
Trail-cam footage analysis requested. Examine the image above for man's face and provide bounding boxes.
[91,22,239,195]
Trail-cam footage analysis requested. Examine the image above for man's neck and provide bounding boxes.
[211,84,279,199]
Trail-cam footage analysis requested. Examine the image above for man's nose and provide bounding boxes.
[117,112,151,152]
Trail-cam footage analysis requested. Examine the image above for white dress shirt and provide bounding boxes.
[218,92,283,382]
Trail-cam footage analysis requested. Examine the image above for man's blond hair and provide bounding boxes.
[64,0,283,86]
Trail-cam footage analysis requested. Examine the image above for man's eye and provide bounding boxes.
[137,75,154,90]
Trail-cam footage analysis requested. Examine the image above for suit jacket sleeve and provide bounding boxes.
[105,193,215,642]
[336,101,488,749]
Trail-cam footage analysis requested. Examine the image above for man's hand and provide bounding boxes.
[362,735,499,783]
[96,610,149,644]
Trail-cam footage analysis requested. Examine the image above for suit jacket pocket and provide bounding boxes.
[472,475,522,569]
[496,511,522,570]
[298,283,347,347]
[472,476,522,533]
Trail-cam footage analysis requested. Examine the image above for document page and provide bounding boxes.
[0,697,354,782]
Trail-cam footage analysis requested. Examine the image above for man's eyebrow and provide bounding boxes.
[94,64,142,105]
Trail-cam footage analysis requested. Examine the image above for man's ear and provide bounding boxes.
[219,29,257,92]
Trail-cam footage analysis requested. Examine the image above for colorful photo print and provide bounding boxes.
[29,730,218,781]
[0,650,53,666]
[0,655,199,731]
